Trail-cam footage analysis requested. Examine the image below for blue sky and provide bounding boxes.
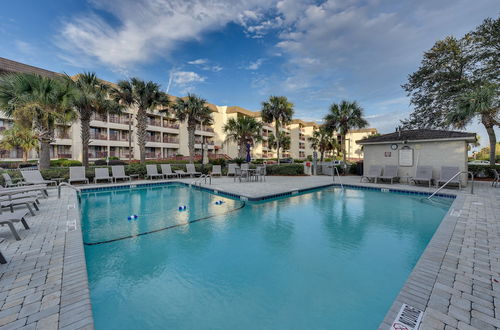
[0,0,498,146]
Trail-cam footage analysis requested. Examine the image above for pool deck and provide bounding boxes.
[0,175,498,329]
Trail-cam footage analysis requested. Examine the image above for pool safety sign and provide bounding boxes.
[391,304,423,330]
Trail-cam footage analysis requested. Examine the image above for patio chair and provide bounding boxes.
[0,185,48,198]
[437,166,461,189]
[146,165,163,180]
[234,167,249,182]
[376,165,399,184]
[68,167,89,184]
[360,165,382,183]
[160,164,179,179]
[175,170,189,177]
[94,168,113,184]
[211,165,222,177]
[1,196,37,216]
[1,173,24,187]
[0,209,31,241]
[492,169,499,187]
[410,166,433,188]
[186,164,202,177]
[255,166,266,182]
[0,249,6,264]
[21,170,57,186]
[227,163,239,176]
[111,166,131,182]
[241,163,249,171]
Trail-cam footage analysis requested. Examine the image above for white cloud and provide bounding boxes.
[172,71,205,85]
[188,58,208,65]
[246,58,264,70]
[58,0,277,69]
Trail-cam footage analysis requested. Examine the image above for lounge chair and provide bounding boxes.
[160,164,179,179]
[0,185,48,198]
[211,165,222,177]
[175,170,188,177]
[68,167,89,184]
[1,196,37,216]
[360,165,382,183]
[1,173,24,187]
[21,170,57,186]
[376,165,399,184]
[436,166,461,189]
[0,209,31,241]
[410,166,433,188]
[492,169,499,188]
[227,163,238,176]
[186,164,202,177]
[146,165,163,180]
[94,168,113,184]
[111,166,131,182]
[0,249,6,264]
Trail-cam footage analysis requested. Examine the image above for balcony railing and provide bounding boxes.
[109,134,131,142]
[163,137,180,144]
[163,122,180,129]
[146,135,161,142]
[88,151,108,158]
[109,116,131,125]
[91,114,107,122]
[145,152,161,159]
[196,125,214,132]
[55,134,71,139]
[147,119,162,127]
[90,133,108,140]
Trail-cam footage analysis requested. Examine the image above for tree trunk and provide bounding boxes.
[320,151,324,162]
[22,149,28,163]
[81,112,91,167]
[39,138,51,169]
[136,108,147,164]
[238,140,246,159]
[275,121,280,164]
[187,124,195,163]
[483,122,497,165]
[341,133,347,165]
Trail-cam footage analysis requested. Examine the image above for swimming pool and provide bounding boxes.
[80,184,452,329]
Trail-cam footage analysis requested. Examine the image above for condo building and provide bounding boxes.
[0,57,376,162]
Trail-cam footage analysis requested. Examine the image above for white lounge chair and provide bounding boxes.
[175,170,189,177]
[21,170,56,186]
[1,173,24,187]
[360,165,382,183]
[0,185,48,198]
[437,166,461,189]
[492,169,499,188]
[146,165,163,180]
[160,164,179,179]
[377,165,399,184]
[186,164,202,177]
[1,196,37,216]
[410,166,433,188]
[227,163,239,176]
[0,209,31,241]
[111,166,131,182]
[69,167,89,184]
[211,165,222,177]
[94,168,113,184]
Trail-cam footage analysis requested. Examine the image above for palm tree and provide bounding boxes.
[0,73,76,169]
[261,96,294,163]
[223,116,263,159]
[447,84,499,165]
[110,78,169,163]
[324,100,368,164]
[308,126,337,162]
[172,94,213,163]
[268,131,291,156]
[66,72,122,166]
[0,125,38,162]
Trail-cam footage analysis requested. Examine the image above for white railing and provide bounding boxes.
[332,166,344,190]
[58,182,81,199]
[427,171,474,200]
[190,174,211,187]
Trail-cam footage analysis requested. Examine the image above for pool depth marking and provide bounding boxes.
[83,201,246,245]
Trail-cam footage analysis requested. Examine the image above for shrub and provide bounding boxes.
[468,164,500,178]
[265,164,304,176]
[209,158,227,166]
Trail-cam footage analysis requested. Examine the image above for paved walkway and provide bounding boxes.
[0,175,497,329]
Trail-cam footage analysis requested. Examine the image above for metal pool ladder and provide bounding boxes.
[190,174,211,187]
[427,171,474,200]
[332,166,344,190]
[58,182,81,199]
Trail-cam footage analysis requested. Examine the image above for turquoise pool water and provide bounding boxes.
[80,184,452,329]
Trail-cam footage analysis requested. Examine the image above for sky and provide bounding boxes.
[0,0,498,148]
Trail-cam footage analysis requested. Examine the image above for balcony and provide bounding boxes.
[147,119,162,127]
[55,153,72,159]
[91,114,107,122]
[163,137,179,144]
[163,122,180,129]
[109,133,131,142]
[196,125,214,132]
[146,135,161,143]
[109,115,131,125]
[88,151,108,158]
[90,133,108,140]
[55,133,71,139]
[145,152,161,159]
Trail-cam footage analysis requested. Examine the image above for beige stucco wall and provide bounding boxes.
[363,140,469,185]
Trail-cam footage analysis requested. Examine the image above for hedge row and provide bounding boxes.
[468,164,500,178]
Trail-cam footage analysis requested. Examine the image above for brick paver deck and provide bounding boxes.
[0,176,498,329]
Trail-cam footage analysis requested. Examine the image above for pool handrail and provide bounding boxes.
[427,171,474,200]
[58,182,81,199]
